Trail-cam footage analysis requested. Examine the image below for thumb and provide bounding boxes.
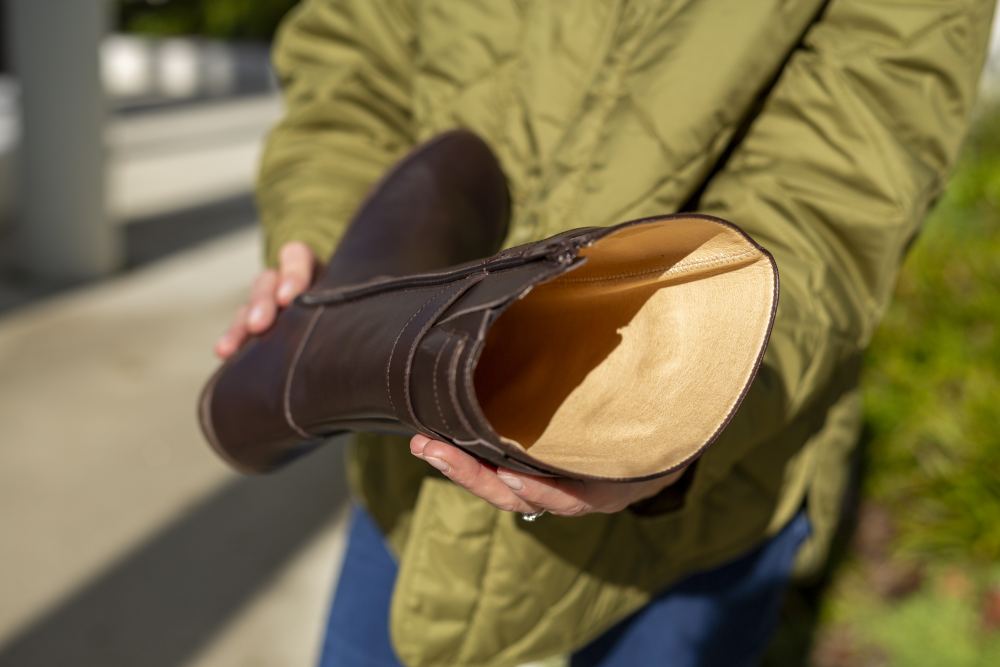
[275,241,316,305]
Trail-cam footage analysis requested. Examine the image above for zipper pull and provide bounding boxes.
[545,237,587,265]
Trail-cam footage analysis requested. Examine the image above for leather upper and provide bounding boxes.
[199,130,510,472]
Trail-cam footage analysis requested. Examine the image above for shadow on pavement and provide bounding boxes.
[0,442,348,667]
[0,193,257,317]
[124,193,257,269]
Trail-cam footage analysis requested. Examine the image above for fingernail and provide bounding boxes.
[411,435,430,456]
[277,281,296,302]
[248,304,265,326]
[424,456,450,473]
[497,472,523,490]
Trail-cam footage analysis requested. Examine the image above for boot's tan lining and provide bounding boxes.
[472,217,775,479]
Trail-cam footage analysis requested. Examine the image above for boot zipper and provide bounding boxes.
[298,240,584,307]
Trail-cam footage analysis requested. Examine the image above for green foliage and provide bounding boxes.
[861,110,1000,563]
[118,0,300,41]
[862,592,1000,667]
[823,566,1000,667]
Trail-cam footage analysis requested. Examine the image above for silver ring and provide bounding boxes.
[520,510,546,522]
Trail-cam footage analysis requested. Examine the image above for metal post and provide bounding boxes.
[7,0,118,280]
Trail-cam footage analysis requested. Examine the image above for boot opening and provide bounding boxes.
[472,216,776,479]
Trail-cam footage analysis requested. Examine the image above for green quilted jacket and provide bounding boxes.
[256,1,994,665]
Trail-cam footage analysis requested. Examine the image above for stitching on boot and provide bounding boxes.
[432,331,452,432]
[385,289,442,417]
[283,307,324,438]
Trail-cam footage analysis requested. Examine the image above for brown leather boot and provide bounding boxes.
[199,131,778,481]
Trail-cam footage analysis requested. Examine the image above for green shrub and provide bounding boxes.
[118,0,300,41]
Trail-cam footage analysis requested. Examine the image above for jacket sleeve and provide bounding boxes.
[693,0,994,488]
[256,0,416,267]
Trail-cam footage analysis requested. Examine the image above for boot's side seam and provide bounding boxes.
[283,306,325,439]
[431,333,452,432]
[386,291,441,419]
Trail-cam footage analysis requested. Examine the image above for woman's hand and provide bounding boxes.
[214,241,317,358]
[410,434,686,517]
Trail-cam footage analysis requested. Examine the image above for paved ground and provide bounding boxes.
[0,229,351,666]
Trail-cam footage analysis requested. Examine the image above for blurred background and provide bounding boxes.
[0,2,996,666]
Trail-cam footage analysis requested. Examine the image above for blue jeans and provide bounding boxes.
[319,506,810,667]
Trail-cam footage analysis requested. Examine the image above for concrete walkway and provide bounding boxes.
[0,229,350,666]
